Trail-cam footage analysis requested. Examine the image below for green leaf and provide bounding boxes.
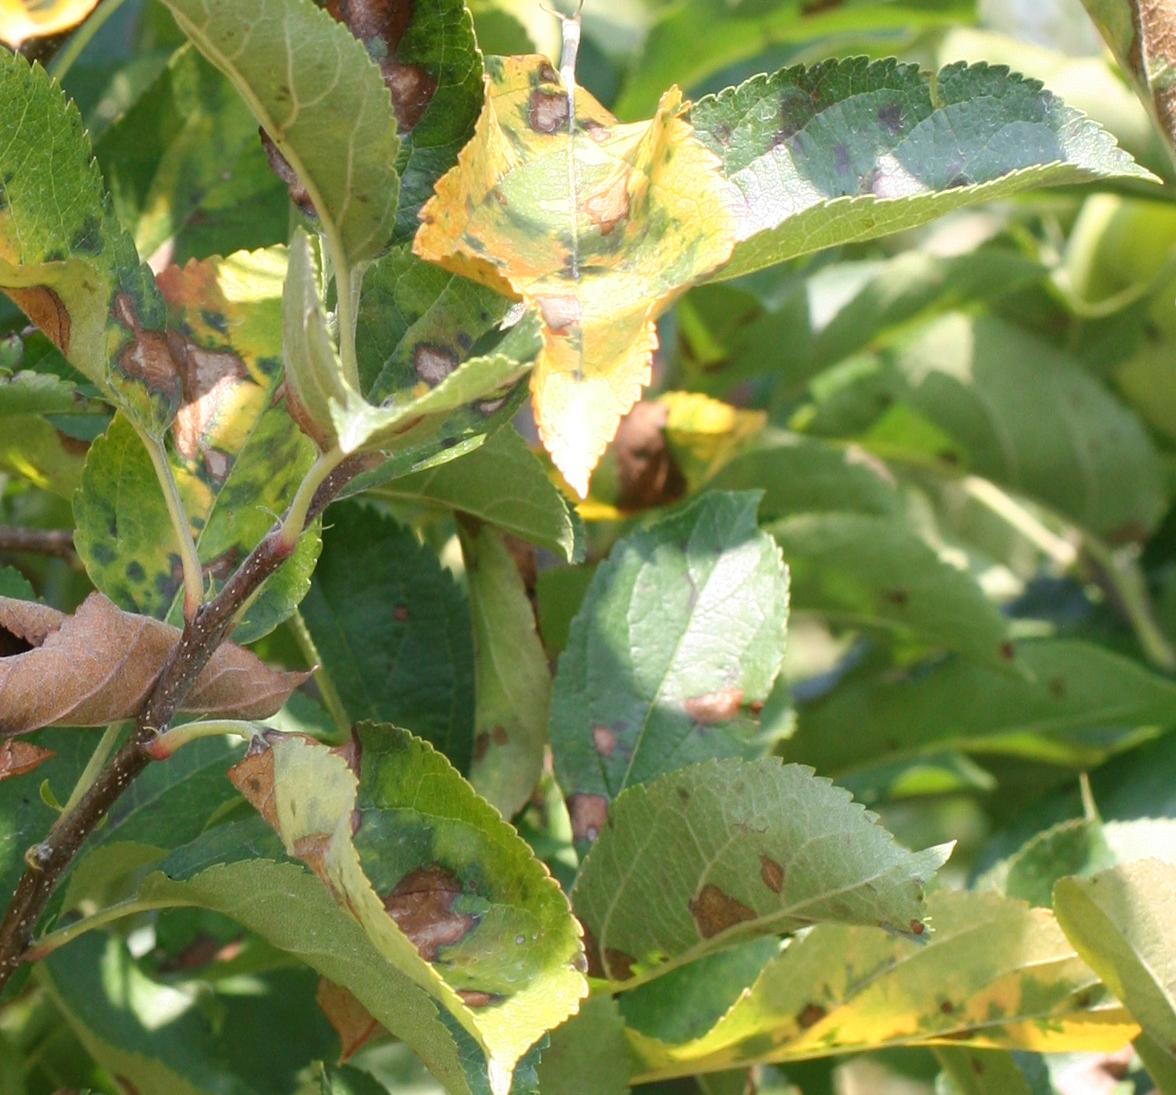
[1055,860,1176,1069]
[783,640,1176,782]
[381,427,578,562]
[0,370,99,418]
[691,58,1156,282]
[157,0,401,269]
[572,756,949,986]
[550,492,789,832]
[626,890,1135,1081]
[298,503,475,771]
[0,566,35,600]
[802,312,1167,540]
[615,0,973,119]
[94,44,263,259]
[39,935,336,1095]
[535,996,630,1095]
[770,512,1011,667]
[73,249,321,641]
[705,433,901,519]
[0,414,86,497]
[459,522,550,819]
[0,51,178,436]
[387,0,485,243]
[219,726,586,1091]
[935,1048,1050,1095]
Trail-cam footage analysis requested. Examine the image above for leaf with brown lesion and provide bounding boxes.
[0,592,307,735]
[414,55,737,496]
[0,738,54,781]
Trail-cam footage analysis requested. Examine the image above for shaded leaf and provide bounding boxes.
[935,1048,1050,1095]
[298,503,475,771]
[690,58,1155,282]
[0,0,97,45]
[0,592,306,734]
[226,726,586,1091]
[535,995,630,1095]
[770,512,1011,667]
[550,492,789,829]
[1054,860,1176,1066]
[626,891,1136,1081]
[0,50,180,436]
[706,434,901,519]
[158,0,400,270]
[802,312,1167,540]
[0,413,87,497]
[459,522,550,818]
[415,55,736,495]
[94,43,263,260]
[0,738,53,782]
[783,640,1176,781]
[381,427,578,562]
[573,756,949,986]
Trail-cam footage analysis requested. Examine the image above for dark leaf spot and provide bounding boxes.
[760,855,784,894]
[592,726,617,758]
[690,884,755,939]
[604,948,636,981]
[940,999,954,1014]
[413,343,459,387]
[684,688,744,725]
[383,865,476,962]
[393,603,410,621]
[529,88,569,134]
[999,642,1015,661]
[7,286,70,354]
[796,1002,826,1028]
[882,588,909,607]
[457,989,499,1008]
[910,918,925,935]
[877,102,903,135]
[568,793,609,844]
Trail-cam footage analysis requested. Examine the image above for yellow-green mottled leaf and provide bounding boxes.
[573,757,949,987]
[227,727,586,1093]
[0,51,180,437]
[626,891,1136,1081]
[75,249,320,641]
[1054,860,1176,1070]
[690,58,1155,282]
[459,521,550,819]
[535,995,630,1095]
[414,55,737,496]
[157,0,400,270]
[0,413,86,497]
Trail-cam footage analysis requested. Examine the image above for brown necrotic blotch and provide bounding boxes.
[689,884,755,939]
[529,88,569,134]
[413,343,459,387]
[383,864,476,962]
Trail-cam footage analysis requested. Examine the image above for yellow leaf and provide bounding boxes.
[660,390,765,484]
[414,55,735,496]
[0,0,97,46]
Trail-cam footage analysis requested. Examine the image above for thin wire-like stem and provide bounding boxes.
[54,721,125,825]
[0,526,75,560]
[140,430,204,619]
[276,445,345,553]
[47,0,130,82]
[26,897,192,962]
[289,608,352,737]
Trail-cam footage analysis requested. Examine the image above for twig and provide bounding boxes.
[0,526,75,561]
[0,453,369,990]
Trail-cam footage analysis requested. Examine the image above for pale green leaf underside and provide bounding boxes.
[627,890,1134,1081]
[573,756,949,986]
[691,58,1156,281]
[551,492,789,814]
[1054,859,1176,1059]
[157,0,401,267]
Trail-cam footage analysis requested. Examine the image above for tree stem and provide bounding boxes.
[0,453,369,991]
[0,526,75,560]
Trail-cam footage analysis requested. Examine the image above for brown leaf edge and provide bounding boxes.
[0,592,307,735]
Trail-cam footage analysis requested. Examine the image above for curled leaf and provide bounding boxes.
[415,56,736,495]
[0,593,307,735]
[0,738,54,781]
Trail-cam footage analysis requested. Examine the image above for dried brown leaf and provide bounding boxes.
[0,738,54,781]
[0,593,307,735]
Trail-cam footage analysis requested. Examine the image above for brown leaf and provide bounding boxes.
[316,977,382,1061]
[0,739,54,781]
[689,883,756,939]
[0,593,307,735]
[614,400,685,512]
